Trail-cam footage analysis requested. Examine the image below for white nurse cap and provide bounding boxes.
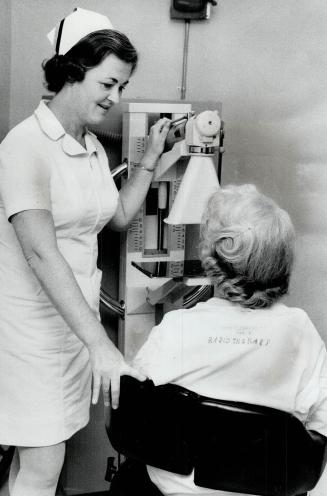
[47,7,114,55]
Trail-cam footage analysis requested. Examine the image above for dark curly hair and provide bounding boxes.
[199,184,295,309]
[43,29,138,93]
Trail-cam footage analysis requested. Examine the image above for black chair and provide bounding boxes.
[106,376,327,496]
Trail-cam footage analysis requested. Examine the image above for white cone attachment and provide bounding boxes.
[164,155,220,225]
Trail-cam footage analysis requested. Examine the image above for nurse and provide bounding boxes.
[0,8,170,496]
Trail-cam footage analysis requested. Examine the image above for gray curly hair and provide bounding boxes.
[199,184,295,309]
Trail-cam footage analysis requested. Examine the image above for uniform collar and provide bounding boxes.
[84,131,98,155]
[34,100,98,157]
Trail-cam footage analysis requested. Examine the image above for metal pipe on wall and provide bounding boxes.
[180,20,190,100]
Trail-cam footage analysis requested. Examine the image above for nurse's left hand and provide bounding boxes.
[142,118,171,164]
[88,328,146,409]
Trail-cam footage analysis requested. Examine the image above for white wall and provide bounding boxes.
[9,0,327,332]
[6,0,327,494]
[0,0,11,141]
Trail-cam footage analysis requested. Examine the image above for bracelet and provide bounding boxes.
[136,165,155,172]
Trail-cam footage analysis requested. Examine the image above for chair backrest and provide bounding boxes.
[107,376,327,496]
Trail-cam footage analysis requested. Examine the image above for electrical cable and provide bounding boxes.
[89,128,122,146]
[100,288,125,319]
[183,284,212,308]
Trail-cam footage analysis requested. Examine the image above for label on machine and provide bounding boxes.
[126,132,186,278]
[128,210,144,253]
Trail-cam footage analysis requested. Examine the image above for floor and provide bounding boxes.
[1,469,327,495]
[0,480,108,496]
[0,480,8,496]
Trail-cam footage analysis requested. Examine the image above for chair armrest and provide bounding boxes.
[107,376,195,474]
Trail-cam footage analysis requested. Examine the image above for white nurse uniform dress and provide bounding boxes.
[0,100,119,446]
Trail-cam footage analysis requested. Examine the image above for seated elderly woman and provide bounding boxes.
[132,184,327,496]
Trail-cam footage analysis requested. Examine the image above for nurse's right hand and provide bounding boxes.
[87,328,146,409]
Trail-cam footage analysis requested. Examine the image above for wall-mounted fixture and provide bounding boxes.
[170,0,217,20]
[170,1,218,99]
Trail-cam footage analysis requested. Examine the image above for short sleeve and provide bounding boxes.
[294,314,327,436]
[305,349,327,436]
[133,310,184,386]
[0,130,51,220]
